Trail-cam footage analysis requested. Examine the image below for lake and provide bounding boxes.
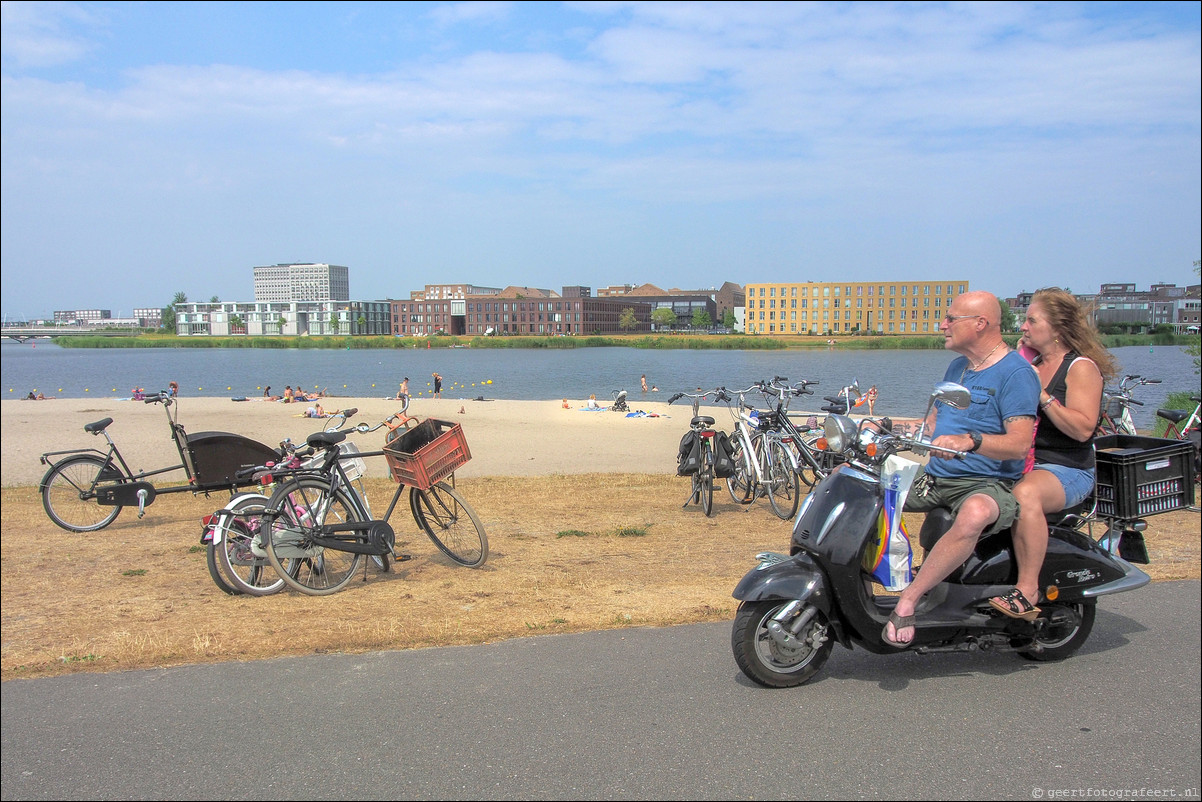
[1,340,1195,426]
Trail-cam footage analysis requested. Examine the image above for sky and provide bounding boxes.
[2,1,1200,320]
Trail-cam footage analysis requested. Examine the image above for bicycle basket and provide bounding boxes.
[1101,393,1126,420]
[383,418,470,490]
[301,441,367,482]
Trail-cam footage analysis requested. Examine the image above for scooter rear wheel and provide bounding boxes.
[732,600,833,688]
[1019,600,1096,662]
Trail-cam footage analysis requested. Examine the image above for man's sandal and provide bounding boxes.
[989,587,1041,621]
[881,610,915,649]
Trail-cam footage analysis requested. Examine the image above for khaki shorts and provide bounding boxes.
[904,468,1020,537]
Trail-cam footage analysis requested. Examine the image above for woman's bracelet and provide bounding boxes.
[1040,396,1058,410]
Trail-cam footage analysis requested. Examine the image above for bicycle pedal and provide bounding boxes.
[394,552,414,562]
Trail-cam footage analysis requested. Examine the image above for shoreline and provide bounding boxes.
[1,396,693,487]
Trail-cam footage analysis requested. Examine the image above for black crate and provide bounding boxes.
[1093,435,1196,520]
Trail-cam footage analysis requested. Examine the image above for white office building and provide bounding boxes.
[253,263,350,302]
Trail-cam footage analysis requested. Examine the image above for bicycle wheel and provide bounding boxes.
[792,442,821,487]
[212,494,294,596]
[766,440,801,520]
[409,482,488,567]
[40,455,126,532]
[726,436,754,505]
[700,441,715,517]
[263,477,365,596]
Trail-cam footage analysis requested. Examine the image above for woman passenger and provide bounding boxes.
[989,288,1116,620]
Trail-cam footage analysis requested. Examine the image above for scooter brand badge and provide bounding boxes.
[1056,567,1102,585]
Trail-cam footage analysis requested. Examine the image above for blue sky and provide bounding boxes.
[2,1,1199,319]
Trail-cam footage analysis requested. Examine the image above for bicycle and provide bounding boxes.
[1096,375,1161,436]
[38,389,282,532]
[256,406,488,596]
[722,384,802,520]
[668,388,732,517]
[757,376,839,487]
[1156,395,1202,477]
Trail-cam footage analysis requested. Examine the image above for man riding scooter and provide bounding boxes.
[883,291,1041,647]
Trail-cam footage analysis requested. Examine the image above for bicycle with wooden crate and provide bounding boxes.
[252,406,488,596]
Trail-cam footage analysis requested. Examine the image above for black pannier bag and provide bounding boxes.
[677,430,702,476]
[713,431,736,478]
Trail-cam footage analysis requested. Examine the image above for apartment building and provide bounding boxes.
[744,280,969,335]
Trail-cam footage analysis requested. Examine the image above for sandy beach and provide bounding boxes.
[1,395,689,487]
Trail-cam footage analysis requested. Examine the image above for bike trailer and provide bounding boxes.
[185,432,282,490]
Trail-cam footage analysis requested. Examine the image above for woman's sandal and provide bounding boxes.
[881,610,915,649]
[989,587,1041,621]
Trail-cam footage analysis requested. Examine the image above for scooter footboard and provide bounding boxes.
[732,552,830,614]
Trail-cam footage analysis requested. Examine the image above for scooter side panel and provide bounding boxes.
[732,555,830,615]
[954,526,1127,594]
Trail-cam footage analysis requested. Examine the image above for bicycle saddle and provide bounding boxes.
[85,418,114,434]
[691,415,715,427]
[1156,408,1190,423]
[306,429,349,448]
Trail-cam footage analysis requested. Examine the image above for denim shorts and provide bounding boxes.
[1033,462,1096,508]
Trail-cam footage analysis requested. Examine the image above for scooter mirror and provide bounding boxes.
[932,381,971,410]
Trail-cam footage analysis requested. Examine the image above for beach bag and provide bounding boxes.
[712,431,736,478]
[677,431,702,476]
[862,455,920,591]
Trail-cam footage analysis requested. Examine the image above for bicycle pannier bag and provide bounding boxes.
[677,431,702,476]
[712,431,736,478]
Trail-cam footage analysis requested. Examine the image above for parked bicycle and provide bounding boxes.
[1096,375,1160,436]
[668,388,733,516]
[39,390,281,532]
[1156,395,1202,477]
[254,406,488,596]
[722,384,803,520]
[757,376,843,487]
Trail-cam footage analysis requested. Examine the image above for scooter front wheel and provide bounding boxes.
[732,600,833,688]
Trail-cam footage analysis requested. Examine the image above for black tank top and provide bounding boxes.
[1033,351,1095,470]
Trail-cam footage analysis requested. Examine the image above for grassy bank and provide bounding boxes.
[51,331,1198,351]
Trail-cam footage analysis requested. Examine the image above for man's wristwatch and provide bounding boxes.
[967,431,983,453]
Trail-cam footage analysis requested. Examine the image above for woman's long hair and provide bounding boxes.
[1030,287,1118,381]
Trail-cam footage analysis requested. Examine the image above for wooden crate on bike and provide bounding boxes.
[383,418,471,491]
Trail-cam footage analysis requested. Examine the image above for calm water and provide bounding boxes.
[1,341,1195,425]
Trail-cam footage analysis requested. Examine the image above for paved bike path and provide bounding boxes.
[3,581,1199,800]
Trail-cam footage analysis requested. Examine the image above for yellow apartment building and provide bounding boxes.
[744,280,970,335]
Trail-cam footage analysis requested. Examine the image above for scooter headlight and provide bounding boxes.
[823,414,858,454]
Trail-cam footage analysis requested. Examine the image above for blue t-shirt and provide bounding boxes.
[926,350,1040,481]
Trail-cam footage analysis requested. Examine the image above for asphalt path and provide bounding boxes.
[2,581,1199,801]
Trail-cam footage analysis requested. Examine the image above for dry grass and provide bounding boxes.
[2,475,1198,680]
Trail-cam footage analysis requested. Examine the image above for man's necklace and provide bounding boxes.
[960,341,1006,381]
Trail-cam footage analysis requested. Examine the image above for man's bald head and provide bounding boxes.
[955,291,1000,329]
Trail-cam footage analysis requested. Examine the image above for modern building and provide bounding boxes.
[53,309,112,325]
[1007,282,1201,333]
[743,280,969,335]
[253,263,350,303]
[174,299,391,336]
[390,285,653,336]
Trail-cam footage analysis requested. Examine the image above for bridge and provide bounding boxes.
[2,327,142,343]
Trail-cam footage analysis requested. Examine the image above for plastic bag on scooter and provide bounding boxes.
[863,456,920,591]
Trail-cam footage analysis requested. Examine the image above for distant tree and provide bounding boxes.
[357,314,367,333]
[161,291,187,332]
[722,310,736,328]
[329,311,340,334]
[998,300,1016,332]
[209,295,220,304]
[277,314,287,334]
[651,307,677,330]
[229,313,244,333]
[691,310,713,330]
[619,308,639,331]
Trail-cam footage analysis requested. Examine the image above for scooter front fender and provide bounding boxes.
[732,552,831,616]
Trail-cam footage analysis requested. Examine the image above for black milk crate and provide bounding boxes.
[1093,434,1196,520]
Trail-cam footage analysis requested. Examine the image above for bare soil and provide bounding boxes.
[2,475,1198,681]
